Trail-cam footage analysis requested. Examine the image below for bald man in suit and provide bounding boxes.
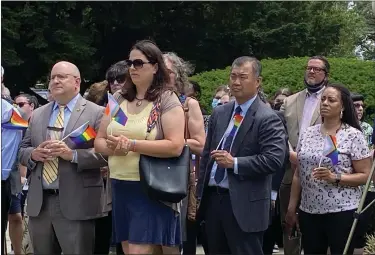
[19,61,107,254]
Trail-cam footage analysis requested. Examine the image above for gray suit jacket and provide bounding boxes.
[279,89,322,184]
[19,96,108,220]
[197,97,287,232]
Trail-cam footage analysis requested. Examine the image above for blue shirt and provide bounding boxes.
[42,94,80,189]
[208,96,257,188]
[49,93,81,131]
[1,99,23,180]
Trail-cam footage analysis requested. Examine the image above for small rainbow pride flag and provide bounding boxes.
[228,112,243,137]
[69,122,96,146]
[2,109,28,130]
[105,92,127,126]
[322,135,339,165]
[105,92,120,117]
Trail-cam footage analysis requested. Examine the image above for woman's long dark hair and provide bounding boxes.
[121,40,170,102]
[324,83,362,131]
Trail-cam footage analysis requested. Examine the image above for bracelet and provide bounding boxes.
[130,139,136,152]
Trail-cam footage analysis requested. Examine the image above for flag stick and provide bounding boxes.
[318,156,324,168]
[343,159,375,254]
[60,121,90,142]
[318,133,328,168]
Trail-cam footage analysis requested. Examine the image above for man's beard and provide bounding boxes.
[304,76,328,93]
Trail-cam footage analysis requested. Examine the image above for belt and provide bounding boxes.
[43,189,59,195]
[207,186,229,195]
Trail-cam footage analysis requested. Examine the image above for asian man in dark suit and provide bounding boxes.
[196,56,287,255]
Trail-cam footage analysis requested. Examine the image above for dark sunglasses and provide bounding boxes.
[107,74,126,84]
[15,102,29,108]
[354,103,365,108]
[125,59,154,69]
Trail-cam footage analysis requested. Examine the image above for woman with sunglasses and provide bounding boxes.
[163,52,206,255]
[95,40,185,255]
[285,84,372,254]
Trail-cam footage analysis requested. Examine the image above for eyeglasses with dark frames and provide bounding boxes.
[305,66,326,73]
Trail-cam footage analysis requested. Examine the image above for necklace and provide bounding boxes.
[321,122,342,135]
[135,96,144,107]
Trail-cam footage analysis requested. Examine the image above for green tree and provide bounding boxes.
[1,2,370,96]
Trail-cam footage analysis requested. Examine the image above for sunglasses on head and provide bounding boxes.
[125,59,154,69]
[107,74,126,84]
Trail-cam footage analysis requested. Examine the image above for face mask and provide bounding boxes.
[212,98,219,109]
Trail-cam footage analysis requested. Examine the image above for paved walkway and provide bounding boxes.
[6,229,286,255]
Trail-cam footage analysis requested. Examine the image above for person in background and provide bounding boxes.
[202,85,230,133]
[272,88,293,111]
[211,85,230,109]
[351,93,373,148]
[217,93,230,106]
[286,84,372,254]
[102,61,130,255]
[14,94,39,122]
[350,93,375,254]
[185,80,208,115]
[6,94,39,255]
[1,66,13,103]
[280,56,330,255]
[85,80,109,105]
[1,99,24,255]
[85,78,127,255]
[163,52,206,255]
[106,61,129,94]
[262,88,292,254]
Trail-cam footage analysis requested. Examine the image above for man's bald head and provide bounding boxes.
[49,61,81,105]
[52,61,81,79]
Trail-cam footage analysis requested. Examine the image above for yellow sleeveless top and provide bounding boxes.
[107,100,156,181]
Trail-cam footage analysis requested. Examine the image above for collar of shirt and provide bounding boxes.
[305,86,325,98]
[234,95,257,116]
[53,93,81,113]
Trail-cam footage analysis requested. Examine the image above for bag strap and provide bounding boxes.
[183,97,191,141]
[145,93,189,142]
[145,97,161,140]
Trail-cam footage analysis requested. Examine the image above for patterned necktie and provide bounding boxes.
[214,106,243,184]
[43,105,65,184]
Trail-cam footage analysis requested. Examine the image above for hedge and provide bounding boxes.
[191,57,375,121]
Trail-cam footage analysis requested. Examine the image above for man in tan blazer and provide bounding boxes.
[279,56,330,255]
[19,61,107,254]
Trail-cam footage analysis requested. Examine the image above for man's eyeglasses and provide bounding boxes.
[108,74,126,84]
[14,102,29,108]
[125,59,154,69]
[50,73,78,82]
[305,66,325,73]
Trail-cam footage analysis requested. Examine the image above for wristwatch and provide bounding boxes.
[335,173,341,184]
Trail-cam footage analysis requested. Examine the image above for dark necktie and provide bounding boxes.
[214,106,243,184]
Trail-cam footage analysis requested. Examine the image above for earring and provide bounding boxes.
[340,110,343,119]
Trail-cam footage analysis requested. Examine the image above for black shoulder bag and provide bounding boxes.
[139,98,190,203]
